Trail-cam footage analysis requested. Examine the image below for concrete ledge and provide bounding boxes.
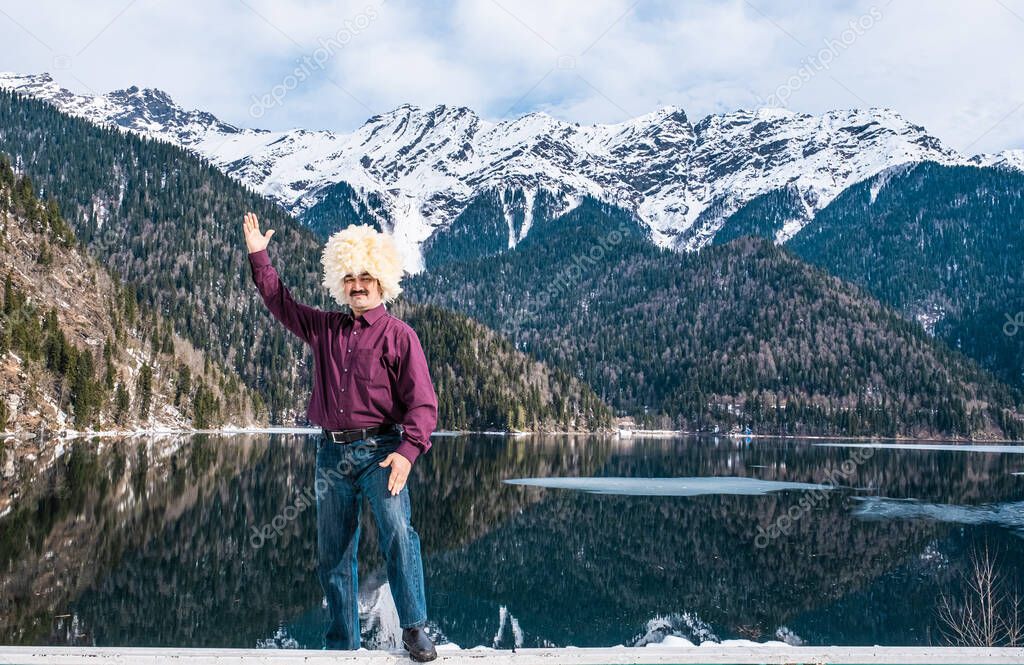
[1,645,1024,664]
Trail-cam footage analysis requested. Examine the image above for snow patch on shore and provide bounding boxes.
[816,442,1024,454]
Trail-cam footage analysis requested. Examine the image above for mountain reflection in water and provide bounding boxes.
[1,433,1022,649]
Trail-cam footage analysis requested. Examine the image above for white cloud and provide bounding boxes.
[1,0,1022,152]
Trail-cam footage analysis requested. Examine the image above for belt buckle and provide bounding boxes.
[327,425,394,445]
[330,427,369,445]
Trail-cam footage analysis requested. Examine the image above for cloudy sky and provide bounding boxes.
[2,0,1023,154]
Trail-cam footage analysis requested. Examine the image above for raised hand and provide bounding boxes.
[243,211,275,254]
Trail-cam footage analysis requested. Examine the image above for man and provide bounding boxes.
[243,212,438,662]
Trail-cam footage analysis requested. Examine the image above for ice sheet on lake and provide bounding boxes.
[852,497,1024,536]
[502,476,832,496]
[815,442,1024,454]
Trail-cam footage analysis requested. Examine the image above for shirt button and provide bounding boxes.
[344,368,348,372]
[341,388,346,392]
[339,409,344,413]
[347,348,352,352]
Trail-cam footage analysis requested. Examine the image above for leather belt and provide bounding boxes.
[321,423,399,445]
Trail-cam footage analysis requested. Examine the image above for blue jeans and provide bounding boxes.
[315,430,428,650]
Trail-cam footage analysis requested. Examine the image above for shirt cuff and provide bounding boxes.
[248,248,271,268]
[395,438,422,465]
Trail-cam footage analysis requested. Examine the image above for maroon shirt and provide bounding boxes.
[248,248,437,465]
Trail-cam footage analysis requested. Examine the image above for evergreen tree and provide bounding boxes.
[2,270,14,315]
[192,380,220,429]
[114,381,130,425]
[71,348,96,429]
[136,362,153,420]
[175,364,191,407]
[103,337,116,390]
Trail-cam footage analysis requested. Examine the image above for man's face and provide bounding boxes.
[343,271,383,310]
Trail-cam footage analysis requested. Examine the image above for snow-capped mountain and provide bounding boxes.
[1,72,243,145]
[970,149,1024,172]
[1,72,1014,271]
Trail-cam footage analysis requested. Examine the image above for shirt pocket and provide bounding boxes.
[353,349,385,382]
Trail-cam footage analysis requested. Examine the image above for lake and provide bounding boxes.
[2,433,1023,650]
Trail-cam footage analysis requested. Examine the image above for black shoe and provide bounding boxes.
[402,625,437,662]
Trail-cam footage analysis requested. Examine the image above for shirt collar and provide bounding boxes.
[351,302,387,327]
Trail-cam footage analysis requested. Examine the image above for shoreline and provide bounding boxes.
[2,424,1022,445]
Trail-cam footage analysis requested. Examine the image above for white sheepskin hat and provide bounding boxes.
[321,224,405,306]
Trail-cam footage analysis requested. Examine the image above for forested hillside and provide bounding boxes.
[405,198,1024,439]
[0,154,261,438]
[787,163,1024,389]
[714,163,1024,390]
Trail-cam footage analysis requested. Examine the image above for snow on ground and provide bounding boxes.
[645,636,791,648]
[3,644,1024,663]
[773,215,808,244]
[215,425,320,434]
[431,637,793,649]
